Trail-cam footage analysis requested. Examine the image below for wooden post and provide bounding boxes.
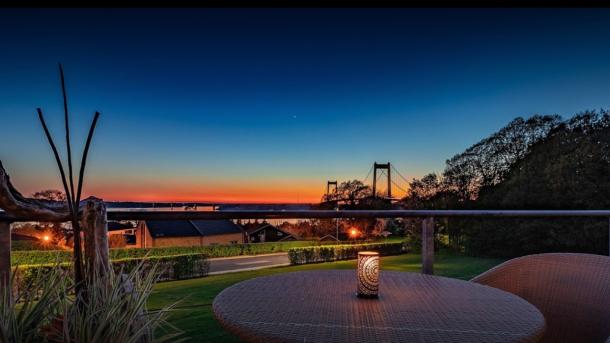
[80,197,110,280]
[422,216,434,275]
[0,221,10,288]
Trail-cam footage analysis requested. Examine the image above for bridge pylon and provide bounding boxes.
[372,162,391,198]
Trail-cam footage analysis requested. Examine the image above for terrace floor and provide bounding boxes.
[148,252,505,342]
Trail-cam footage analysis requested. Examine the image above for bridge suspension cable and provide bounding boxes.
[390,164,410,185]
[362,165,374,185]
[390,179,409,195]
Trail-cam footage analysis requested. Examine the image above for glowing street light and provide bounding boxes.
[350,228,358,239]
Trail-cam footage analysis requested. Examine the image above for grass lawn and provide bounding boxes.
[148,253,505,342]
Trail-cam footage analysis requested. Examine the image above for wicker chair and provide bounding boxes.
[471,253,610,343]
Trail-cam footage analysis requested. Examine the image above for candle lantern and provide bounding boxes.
[357,251,379,298]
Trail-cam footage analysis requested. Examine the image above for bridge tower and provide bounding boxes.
[326,181,338,196]
[372,162,392,198]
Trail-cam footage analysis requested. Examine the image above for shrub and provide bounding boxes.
[1,264,69,342]
[4,262,184,343]
[9,261,185,342]
[288,242,406,265]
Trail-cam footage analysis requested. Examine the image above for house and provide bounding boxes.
[107,220,244,248]
[134,220,244,248]
[240,220,295,243]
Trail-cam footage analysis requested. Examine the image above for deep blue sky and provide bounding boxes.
[1,8,609,202]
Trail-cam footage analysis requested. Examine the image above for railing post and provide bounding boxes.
[422,216,434,275]
[0,221,11,288]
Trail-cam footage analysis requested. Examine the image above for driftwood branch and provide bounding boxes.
[0,161,70,288]
[0,161,70,221]
[0,162,109,286]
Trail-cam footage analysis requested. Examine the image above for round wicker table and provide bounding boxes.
[213,270,545,343]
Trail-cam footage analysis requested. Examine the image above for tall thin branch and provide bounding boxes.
[36,108,73,215]
[38,106,84,294]
[34,66,97,296]
[75,111,100,206]
[59,63,76,207]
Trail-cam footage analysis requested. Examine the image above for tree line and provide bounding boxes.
[403,110,610,257]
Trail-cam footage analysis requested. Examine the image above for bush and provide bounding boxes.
[288,242,406,265]
[1,264,69,342]
[58,261,184,342]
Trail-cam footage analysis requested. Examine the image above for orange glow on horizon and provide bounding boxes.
[78,181,326,203]
[15,169,411,204]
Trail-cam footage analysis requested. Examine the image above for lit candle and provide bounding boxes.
[357,251,379,298]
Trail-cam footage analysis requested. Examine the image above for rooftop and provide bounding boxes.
[145,219,243,238]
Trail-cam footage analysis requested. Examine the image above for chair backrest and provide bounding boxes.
[471,253,610,343]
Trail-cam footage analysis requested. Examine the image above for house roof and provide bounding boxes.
[145,220,243,238]
[319,234,339,241]
[108,221,135,231]
[146,220,199,237]
[191,220,243,236]
[241,221,272,234]
[240,221,292,237]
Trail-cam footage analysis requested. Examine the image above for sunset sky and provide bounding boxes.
[1,8,610,203]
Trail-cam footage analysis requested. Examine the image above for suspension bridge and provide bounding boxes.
[324,161,410,202]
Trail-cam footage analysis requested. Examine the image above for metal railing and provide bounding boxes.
[5,209,610,222]
[1,210,609,276]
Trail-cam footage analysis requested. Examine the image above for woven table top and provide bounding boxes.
[213,270,545,343]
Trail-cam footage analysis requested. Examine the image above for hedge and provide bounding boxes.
[11,240,58,251]
[113,254,210,281]
[13,253,210,289]
[288,242,406,265]
[11,241,320,267]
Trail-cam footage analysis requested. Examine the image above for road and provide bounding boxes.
[208,253,290,275]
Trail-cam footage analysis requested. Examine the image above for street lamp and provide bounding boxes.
[350,228,358,241]
[335,206,339,241]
